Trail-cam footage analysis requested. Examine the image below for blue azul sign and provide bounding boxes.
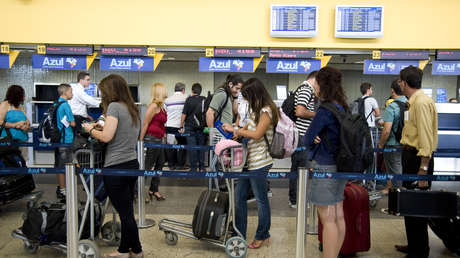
[363,60,419,75]
[436,88,447,103]
[432,61,460,75]
[199,57,254,73]
[266,58,321,73]
[100,56,154,71]
[32,54,87,70]
[0,54,8,69]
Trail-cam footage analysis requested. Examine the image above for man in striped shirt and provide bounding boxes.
[289,71,318,209]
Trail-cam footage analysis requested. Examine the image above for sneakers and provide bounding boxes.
[56,186,66,201]
[289,200,297,209]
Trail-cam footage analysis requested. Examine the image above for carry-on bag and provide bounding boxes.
[388,188,459,218]
[192,190,229,239]
[318,182,371,255]
[428,217,460,255]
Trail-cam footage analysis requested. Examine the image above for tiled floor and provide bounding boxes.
[0,183,458,258]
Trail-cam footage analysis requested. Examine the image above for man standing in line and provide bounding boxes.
[165,82,188,170]
[288,71,317,209]
[394,66,438,258]
[359,82,381,128]
[69,71,100,132]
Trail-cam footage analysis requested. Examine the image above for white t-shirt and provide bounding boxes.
[164,92,187,128]
[363,96,379,127]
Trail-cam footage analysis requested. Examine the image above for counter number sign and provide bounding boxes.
[0,45,10,54]
[206,48,214,57]
[315,50,324,58]
[147,47,156,57]
[37,45,46,55]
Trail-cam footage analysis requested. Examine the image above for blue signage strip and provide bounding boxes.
[100,56,154,71]
[436,50,460,60]
[432,60,460,75]
[436,88,447,103]
[363,60,419,75]
[380,50,429,60]
[199,57,254,73]
[266,58,321,74]
[0,54,9,69]
[32,54,87,70]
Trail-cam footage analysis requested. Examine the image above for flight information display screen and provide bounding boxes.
[335,6,384,38]
[270,5,318,38]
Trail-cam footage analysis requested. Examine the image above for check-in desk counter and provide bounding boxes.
[433,103,460,192]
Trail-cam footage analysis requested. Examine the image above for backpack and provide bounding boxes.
[391,100,408,143]
[191,96,206,129]
[350,96,373,120]
[38,101,66,143]
[320,102,373,173]
[204,89,230,125]
[264,108,299,159]
[281,84,307,122]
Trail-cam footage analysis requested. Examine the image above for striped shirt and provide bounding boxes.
[294,83,315,136]
[165,92,187,128]
[247,106,274,170]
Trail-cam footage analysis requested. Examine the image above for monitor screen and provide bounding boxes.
[35,84,60,101]
[84,83,98,98]
[270,5,318,38]
[129,86,139,103]
[335,5,384,38]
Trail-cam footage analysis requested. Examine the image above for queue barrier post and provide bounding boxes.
[296,167,310,258]
[137,140,155,229]
[65,163,78,258]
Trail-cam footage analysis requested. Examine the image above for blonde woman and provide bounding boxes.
[140,83,168,201]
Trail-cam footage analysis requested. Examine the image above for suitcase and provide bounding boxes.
[388,188,459,218]
[428,217,460,255]
[192,190,229,239]
[318,182,371,255]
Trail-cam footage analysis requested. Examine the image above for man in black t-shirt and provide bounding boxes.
[180,83,206,172]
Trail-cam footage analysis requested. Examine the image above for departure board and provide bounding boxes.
[436,50,460,60]
[100,47,147,56]
[46,46,93,56]
[214,48,261,58]
[270,5,318,38]
[335,6,384,38]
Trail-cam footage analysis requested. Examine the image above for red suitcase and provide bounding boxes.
[318,182,371,255]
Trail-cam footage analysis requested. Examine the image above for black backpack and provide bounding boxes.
[281,84,306,122]
[391,100,408,143]
[203,90,229,125]
[351,96,374,120]
[38,101,65,143]
[321,102,373,173]
[191,96,207,129]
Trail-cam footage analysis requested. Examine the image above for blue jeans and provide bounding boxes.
[185,127,206,171]
[235,165,272,240]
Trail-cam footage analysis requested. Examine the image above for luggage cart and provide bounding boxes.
[158,143,249,258]
[364,127,383,208]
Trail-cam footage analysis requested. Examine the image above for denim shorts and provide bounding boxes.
[308,161,347,206]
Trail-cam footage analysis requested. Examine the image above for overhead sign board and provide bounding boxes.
[268,49,315,59]
[32,54,88,70]
[199,57,257,73]
[213,48,261,58]
[100,56,154,71]
[266,58,321,73]
[270,5,318,38]
[432,60,460,75]
[380,50,429,60]
[0,54,9,69]
[100,47,148,56]
[335,5,384,38]
[436,50,460,60]
[45,46,93,56]
[363,60,419,74]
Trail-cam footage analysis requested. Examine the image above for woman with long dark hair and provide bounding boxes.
[82,74,143,258]
[304,67,348,258]
[0,85,30,141]
[223,78,279,249]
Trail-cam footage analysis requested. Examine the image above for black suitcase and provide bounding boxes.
[388,188,459,218]
[192,190,229,239]
[428,217,460,255]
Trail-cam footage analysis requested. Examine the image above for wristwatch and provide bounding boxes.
[420,166,428,171]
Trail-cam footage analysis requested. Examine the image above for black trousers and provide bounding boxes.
[165,127,186,167]
[144,135,164,193]
[103,159,142,254]
[402,147,434,258]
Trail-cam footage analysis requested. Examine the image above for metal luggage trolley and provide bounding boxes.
[158,143,249,258]
[365,127,383,207]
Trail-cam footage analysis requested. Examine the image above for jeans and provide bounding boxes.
[402,148,434,258]
[144,135,164,193]
[103,159,142,254]
[185,127,206,171]
[383,147,402,187]
[235,165,272,240]
[289,141,308,204]
[54,147,73,168]
[165,127,186,168]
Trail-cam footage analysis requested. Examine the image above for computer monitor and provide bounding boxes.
[335,5,384,38]
[270,5,318,38]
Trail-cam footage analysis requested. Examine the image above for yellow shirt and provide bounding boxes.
[400,89,438,157]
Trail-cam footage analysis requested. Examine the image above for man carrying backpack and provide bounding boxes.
[354,82,381,128]
[377,80,407,194]
[54,84,76,200]
[179,83,206,172]
[288,71,318,209]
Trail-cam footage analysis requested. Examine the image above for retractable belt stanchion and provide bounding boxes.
[296,167,309,258]
[65,163,78,258]
[137,140,155,228]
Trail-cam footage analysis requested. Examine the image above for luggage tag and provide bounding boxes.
[404,110,409,121]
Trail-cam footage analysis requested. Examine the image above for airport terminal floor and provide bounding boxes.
[0,175,457,258]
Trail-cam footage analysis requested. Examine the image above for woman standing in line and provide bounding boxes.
[304,67,348,258]
[140,82,167,201]
[0,85,30,142]
[223,78,279,249]
[83,74,143,258]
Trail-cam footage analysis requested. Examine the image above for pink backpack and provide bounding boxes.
[264,108,299,159]
[214,139,244,167]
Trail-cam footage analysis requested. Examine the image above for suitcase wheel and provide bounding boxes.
[101,221,121,246]
[78,239,100,258]
[23,242,39,254]
[369,199,378,208]
[164,231,178,246]
[225,236,247,258]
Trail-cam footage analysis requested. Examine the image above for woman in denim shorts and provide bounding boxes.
[304,67,348,258]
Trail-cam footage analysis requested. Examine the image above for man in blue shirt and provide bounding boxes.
[55,83,75,200]
[377,80,408,194]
